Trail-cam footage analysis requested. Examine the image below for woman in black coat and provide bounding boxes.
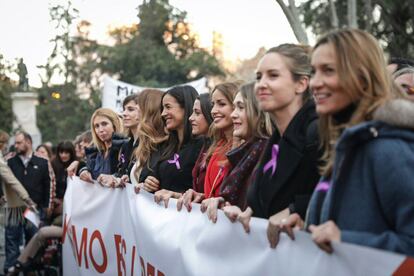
[141,86,203,194]
[224,44,320,232]
[52,141,76,199]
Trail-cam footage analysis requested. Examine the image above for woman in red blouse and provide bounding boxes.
[203,82,238,198]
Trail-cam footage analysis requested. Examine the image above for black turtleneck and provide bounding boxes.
[332,103,357,125]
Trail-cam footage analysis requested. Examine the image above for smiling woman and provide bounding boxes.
[246,44,320,220]
[267,29,414,257]
[221,44,321,234]
[203,82,239,199]
[189,93,213,193]
[214,83,273,209]
[141,85,203,194]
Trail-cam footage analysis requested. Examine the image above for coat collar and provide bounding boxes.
[226,138,261,166]
[337,99,414,151]
[373,99,414,129]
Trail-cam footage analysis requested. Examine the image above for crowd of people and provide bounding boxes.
[0,28,414,274]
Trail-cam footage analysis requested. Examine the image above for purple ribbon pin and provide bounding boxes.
[263,144,279,177]
[120,153,126,164]
[167,153,181,170]
[315,181,330,192]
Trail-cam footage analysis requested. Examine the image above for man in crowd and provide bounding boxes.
[4,131,53,274]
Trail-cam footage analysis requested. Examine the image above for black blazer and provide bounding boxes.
[8,154,51,208]
[154,138,203,193]
[246,100,321,219]
[138,143,165,184]
[114,137,138,177]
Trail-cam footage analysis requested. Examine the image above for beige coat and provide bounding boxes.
[0,152,30,208]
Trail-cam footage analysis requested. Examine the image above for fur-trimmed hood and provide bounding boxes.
[337,99,414,150]
[373,99,414,129]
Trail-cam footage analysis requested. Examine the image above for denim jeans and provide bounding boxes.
[4,219,38,273]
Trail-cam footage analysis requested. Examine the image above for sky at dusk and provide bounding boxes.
[0,0,298,87]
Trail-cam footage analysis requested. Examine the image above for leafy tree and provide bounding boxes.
[37,1,98,143]
[372,0,414,57]
[276,0,414,57]
[298,0,414,57]
[100,0,224,87]
[36,0,224,142]
[37,83,92,143]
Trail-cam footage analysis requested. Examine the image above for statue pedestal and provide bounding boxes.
[11,92,42,148]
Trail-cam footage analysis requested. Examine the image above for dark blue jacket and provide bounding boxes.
[80,134,128,179]
[7,154,51,208]
[307,99,414,256]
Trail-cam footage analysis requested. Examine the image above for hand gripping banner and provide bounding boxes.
[62,177,414,276]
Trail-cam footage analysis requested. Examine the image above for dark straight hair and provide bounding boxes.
[122,94,139,109]
[198,93,213,126]
[160,85,198,161]
[56,140,76,164]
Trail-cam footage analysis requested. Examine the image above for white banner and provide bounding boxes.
[101,76,209,113]
[63,177,414,276]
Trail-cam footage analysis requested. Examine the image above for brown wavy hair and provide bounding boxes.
[205,82,239,161]
[122,94,140,137]
[315,29,399,177]
[133,89,168,172]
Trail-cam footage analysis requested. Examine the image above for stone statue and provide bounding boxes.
[17,58,29,91]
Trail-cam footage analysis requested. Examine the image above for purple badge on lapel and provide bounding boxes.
[263,144,279,177]
[120,153,126,164]
[168,153,181,170]
[315,181,330,192]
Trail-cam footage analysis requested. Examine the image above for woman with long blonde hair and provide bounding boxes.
[268,29,414,256]
[223,44,321,233]
[79,108,126,183]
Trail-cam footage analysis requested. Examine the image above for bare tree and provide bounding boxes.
[275,0,309,44]
[347,0,358,28]
[328,0,339,29]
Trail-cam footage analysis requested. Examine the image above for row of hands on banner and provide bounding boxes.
[72,171,338,254]
[153,188,338,254]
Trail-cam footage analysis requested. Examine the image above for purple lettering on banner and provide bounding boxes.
[167,153,181,170]
[263,144,279,177]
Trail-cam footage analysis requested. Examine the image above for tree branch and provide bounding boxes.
[275,0,309,44]
[347,0,358,28]
[328,0,339,29]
